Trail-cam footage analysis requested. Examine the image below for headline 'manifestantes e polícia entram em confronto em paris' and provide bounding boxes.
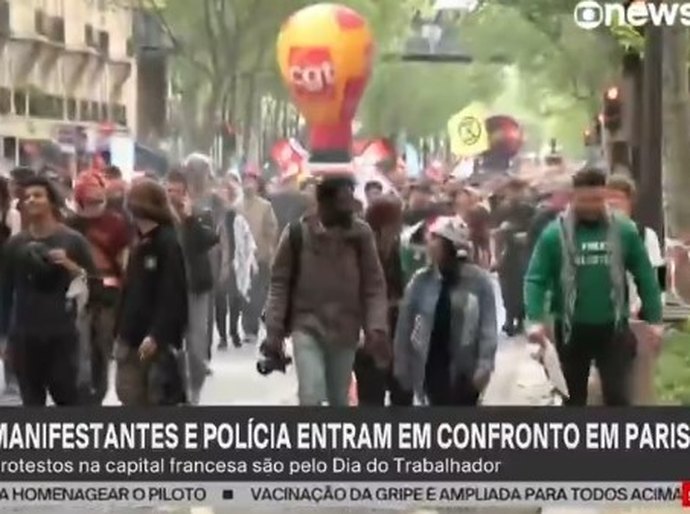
[0,421,688,451]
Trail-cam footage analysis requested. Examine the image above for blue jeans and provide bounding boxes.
[292,331,356,406]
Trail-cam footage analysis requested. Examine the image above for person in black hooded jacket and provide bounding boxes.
[116,178,188,406]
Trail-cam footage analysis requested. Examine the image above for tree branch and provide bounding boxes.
[202,0,221,74]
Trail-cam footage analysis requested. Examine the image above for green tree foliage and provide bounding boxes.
[359,61,502,139]
[139,0,622,154]
[463,1,621,153]
[139,0,416,151]
[360,0,621,148]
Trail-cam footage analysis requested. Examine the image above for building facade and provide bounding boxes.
[0,0,136,166]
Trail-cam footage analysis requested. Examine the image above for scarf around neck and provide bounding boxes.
[557,206,626,344]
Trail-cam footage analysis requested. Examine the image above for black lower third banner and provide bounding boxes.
[0,408,688,481]
[0,408,689,507]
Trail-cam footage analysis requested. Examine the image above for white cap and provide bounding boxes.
[307,161,355,179]
[429,215,471,253]
[226,167,241,183]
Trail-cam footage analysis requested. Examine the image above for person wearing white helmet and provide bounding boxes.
[393,215,498,406]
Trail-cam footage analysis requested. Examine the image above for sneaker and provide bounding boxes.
[243,334,258,345]
[218,338,228,350]
[231,334,242,348]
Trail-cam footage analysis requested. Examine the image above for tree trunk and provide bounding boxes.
[662,20,690,239]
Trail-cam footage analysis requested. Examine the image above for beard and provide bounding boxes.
[321,208,353,228]
[575,209,606,226]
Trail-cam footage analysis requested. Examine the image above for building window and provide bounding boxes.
[98,31,109,56]
[28,90,45,117]
[0,1,10,36]
[85,24,95,47]
[66,97,76,120]
[47,95,63,119]
[79,99,89,120]
[3,137,15,162]
[14,90,26,116]
[35,10,47,36]
[114,104,126,125]
[0,88,10,114]
[51,16,65,44]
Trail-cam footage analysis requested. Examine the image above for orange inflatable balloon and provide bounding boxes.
[277,3,373,163]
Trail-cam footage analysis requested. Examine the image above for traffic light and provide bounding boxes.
[584,128,593,146]
[584,117,602,146]
[602,86,622,132]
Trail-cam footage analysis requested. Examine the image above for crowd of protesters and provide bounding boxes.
[0,155,673,407]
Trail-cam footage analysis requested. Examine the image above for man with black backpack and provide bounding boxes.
[263,173,389,406]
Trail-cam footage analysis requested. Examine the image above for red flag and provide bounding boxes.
[270,139,307,179]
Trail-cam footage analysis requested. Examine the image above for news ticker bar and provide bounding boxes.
[0,482,684,508]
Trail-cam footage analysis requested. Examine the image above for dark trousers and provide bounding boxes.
[12,332,80,406]
[215,273,242,344]
[242,262,270,337]
[555,322,636,406]
[353,350,413,406]
[498,243,529,332]
[425,374,480,406]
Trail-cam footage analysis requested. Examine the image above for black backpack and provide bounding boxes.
[283,221,303,333]
[281,220,362,333]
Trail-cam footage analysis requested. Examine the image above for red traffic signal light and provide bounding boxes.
[606,86,619,101]
[602,87,622,132]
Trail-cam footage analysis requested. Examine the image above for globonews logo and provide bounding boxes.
[287,47,336,98]
[574,0,690,30]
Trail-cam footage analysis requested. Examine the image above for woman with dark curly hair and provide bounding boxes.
[354,194,413,406]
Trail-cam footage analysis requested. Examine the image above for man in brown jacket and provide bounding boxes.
[241,169,278,343]
[263,174,389,406]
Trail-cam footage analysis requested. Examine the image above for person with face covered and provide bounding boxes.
[67,171,132,404]
[166,170,220,404]
[263,174,388,406]
[182,154,225,369]
[524,167,663,406]
[394,216,497,406]
[115,179,188,405]
[1,176,95,406]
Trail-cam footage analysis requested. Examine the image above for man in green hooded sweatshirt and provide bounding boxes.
[524,167,662,406]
